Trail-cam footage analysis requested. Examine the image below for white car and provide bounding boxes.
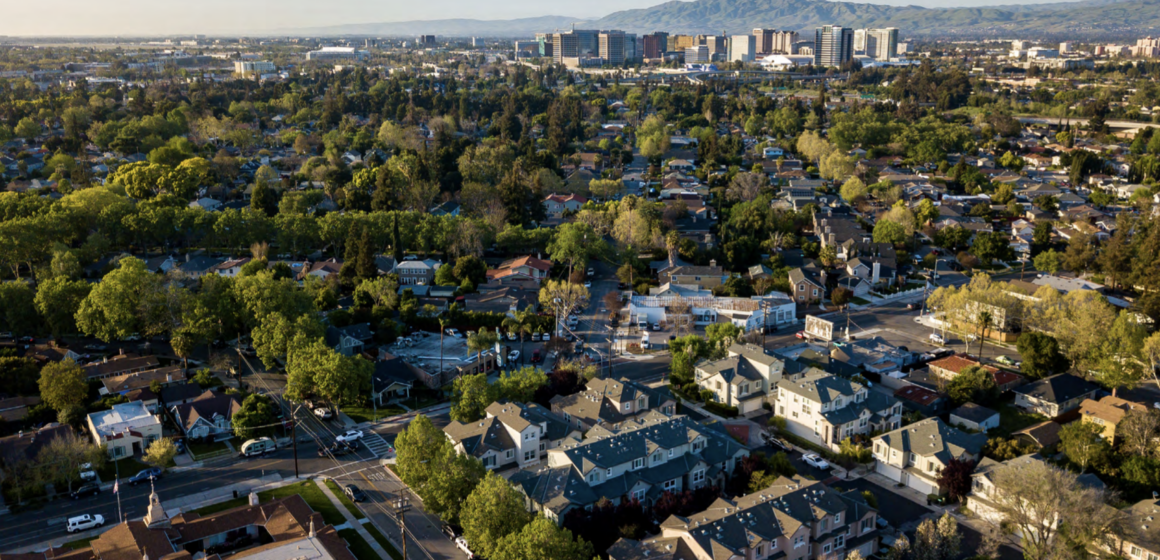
[929,333,945,345]
[79,463,97,482]
[508,350,521,362]
[336,430,364,443]
[506,332,517,341]
[651,322,661,331]
[586,268,594,277]
[583,281,592,289]
[801,453,830,469]
[455,537,476,559]
[66,514,105,533]
[313,407,333,420]
[445,328,462,338]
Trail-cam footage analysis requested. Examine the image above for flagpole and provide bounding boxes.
[114,457,122,523]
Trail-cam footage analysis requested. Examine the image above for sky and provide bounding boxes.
[0,0,1090,36]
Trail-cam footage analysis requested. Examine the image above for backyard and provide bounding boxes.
[994,399,1048,438]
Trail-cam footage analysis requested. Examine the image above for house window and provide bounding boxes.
[821,518,828,531]
[834,513,841,524]
[798,285,805,291]
[633,489,645,501]
[692,470,705,483]
[835,535,845,549]
[664,479,678,490]
[633,458,643,469]
[823,543,832,554]
[483,456,496,467]
[770,540,777,550]
[505,449,514,459]
[654,453,662,464]
[668,449,675,457]
[524,432,534,440]
[524,450,535,461]
[623,403,631,411]
[1131,547,1142,558]
[862,518,872,531]
[607,468,612,477]
[539,442,546,451]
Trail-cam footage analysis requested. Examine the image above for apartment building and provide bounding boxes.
[444,401,574,470]
[814,26,854,67]
[872,418,987,495]
[695,344,790,414]
[509,413,749,522]
[609,475,880,560]
[775,371,901,450]
[550,377,676,431]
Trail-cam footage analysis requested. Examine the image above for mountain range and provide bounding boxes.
[291,0,1160,39]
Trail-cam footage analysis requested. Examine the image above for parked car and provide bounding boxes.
[70,483,101,499]
[651,322,661,331]
[506,332,517,341]
[123,333,141,341]
[314,407,333,420]
[441,524,459,540]
[66,514,105,533]
[586,268,594,277]
[129,467,163,486]
[761,432,791,452]
[18,335,34,343]
[445,328,462,338]
[995,355,1019,367]
[240,437,277,457]
[795,331,807,339]
[929,333,945,345]
[336,430,365,443]
[455,537,476,559]
[583,281,592,289]
[343,484,367,503]
[531,349,542,363]
[508,350,521,362]
[802,453,830,469]
[0,332,11,340]
[319,443,353,457]
[79,463,97,482]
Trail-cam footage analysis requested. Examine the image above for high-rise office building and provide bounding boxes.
[535,33,553,57]
[551,29,599,64]
[729,35,756,62]
[685,45,710,63]
[698,34,727,59]
[599,31,626,65]
[669,35,698,52]
[625,34,639,62]
[814,26,854,67]
[642,32,669,59]
[418,35,437,46]
[868,28,898,60]
[753,28,776,54]
[854,29,868,54]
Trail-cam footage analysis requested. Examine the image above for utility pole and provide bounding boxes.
[394,496,411,559]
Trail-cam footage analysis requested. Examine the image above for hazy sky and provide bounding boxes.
[0,0,1088,36]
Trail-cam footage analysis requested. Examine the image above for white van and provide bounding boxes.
[640,334,650,349]
[240,437,276,457]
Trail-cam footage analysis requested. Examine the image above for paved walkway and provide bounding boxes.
[314,478,391,560]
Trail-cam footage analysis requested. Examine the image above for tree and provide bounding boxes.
[547,222,599,277]
[232,393,278,439]
[76,257,160,341]
[831,286,853,310]
[1032,249,1062,275]
[873,220,908,246]
[1117,408,1160,458]
[1015,332,1069,379]
[394,414,447,489]
[460,471,533,560]
[143,438,177,469]
[451,373,497,423]
[0,281,40,334]
[1061,232,1096,274]
[35,277,91,337]
[37,431,106,493]
[538,280,589,334]
[467,327,499,366]
[946,365,999,407]
[422,445,486,524]
[251,181,278,217]
[497,366,548,403]
[970,232,1015,265]
[0,356,40,396]
[936,458,975,502]
[493,516,593,560]
[1059,420,1108,473]
[284,337,371,407]
[38,359,87,413]
[839,177,868,203]
[912,513,961,560]
[15,117,41,141]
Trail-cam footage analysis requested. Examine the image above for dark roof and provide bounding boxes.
[0,424,75,465]
[373,355,419,387]
[1013,374,1099,404]
[160,381,207,404]
[950,403,998,424]
[171,391,242,432]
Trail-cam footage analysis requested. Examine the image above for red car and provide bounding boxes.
[795,331,806,339]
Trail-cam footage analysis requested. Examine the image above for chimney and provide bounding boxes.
[185,253,190,263]
[709,259,717,268]
[249,491,259,506]
[872,262,881,284]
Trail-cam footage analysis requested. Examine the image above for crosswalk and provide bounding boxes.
[362,432,394,458]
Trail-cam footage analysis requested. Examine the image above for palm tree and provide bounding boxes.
[516,306,536,356]
[467,327,498,370]
[438,316,451,377]
[976,311,993,361]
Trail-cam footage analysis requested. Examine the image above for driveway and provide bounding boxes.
[832,478,932,530]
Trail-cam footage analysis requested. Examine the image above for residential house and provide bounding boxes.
[159,381,208,408]
[429,200,461,216]
[463,288,538,315]
[189,197,222,212]
[26,342,81,365]
[1107,497,1160,560]
[1078,395,1146,443]
[444,401,573,470]
[893,385,949,417]
[395,258,442,286]
[371,355,424,403]
[550,377,676,432]
[610,475,880,560]
[659,262,728,290]
[830,337,915,375]
[0,424,75,473]
[1012,421,1063,449]
[325,323,373,357]
[694,344,791,414]
[927,355,1025,393]
[788,267,824,304]
[87,401,163,460]
[174,255,223,279]
[208,257,252,277]
[967,453,1106,525]
[297,258,343,281]
[1013,374,1100,418]
[949,403,1000,432]
[82,353,161,380]
[170,390,242,441]
[774,371,901,450]
[0,396,42,423]
[667,159,696,173]
[872,418,987,495]
[510,414,749,522]
[544,193,589,216]
[486,256,553,286]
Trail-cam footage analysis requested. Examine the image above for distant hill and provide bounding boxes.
[280,0,1160,39]
[587,0,1156,37]
[288,16,585,38]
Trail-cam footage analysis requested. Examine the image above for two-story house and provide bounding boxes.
[170,390,242,441]
[87,401,163,460]
[444,401,574,471]
[485,256,553,286]
[395,258,443,286]
[510,414,749,522]
[610,475,880,560]
[550,377,676,432]
[659,261,729,290]
[775,371,902,451]
[694,344,789,414]
[1013,374,1100,418]
[1078,395,1146,443]
[967,453,1106,526]
[1108,497,1160,560]
[788,267,825,303]
[871,417,987,496]
[544,193,589,216]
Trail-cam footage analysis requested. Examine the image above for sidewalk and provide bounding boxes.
[314,478,391,560]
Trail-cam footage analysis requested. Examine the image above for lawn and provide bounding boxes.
[364,523,403,560]
[187,440,231,458]
[338,528,379,560]
[97,457,154,482]
[62,536,100,550]
[325,479,367,520]
[851,297,872,305]
[995,401,1047,438]
[344,405,406,424]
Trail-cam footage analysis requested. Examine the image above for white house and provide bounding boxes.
[87,401,163,461]
[872,418,987,496]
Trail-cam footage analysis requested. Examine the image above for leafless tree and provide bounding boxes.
[1117,408,1160,458]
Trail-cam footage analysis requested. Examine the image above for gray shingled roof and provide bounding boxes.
[874,417,987,462]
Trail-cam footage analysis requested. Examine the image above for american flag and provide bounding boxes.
[113,479,119,494]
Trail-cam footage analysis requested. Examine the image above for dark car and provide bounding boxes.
[441,523,460,540]
[319,443,353,457]
[129,467,163,486]
[344,484,367,503]
[70,482,101,499]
